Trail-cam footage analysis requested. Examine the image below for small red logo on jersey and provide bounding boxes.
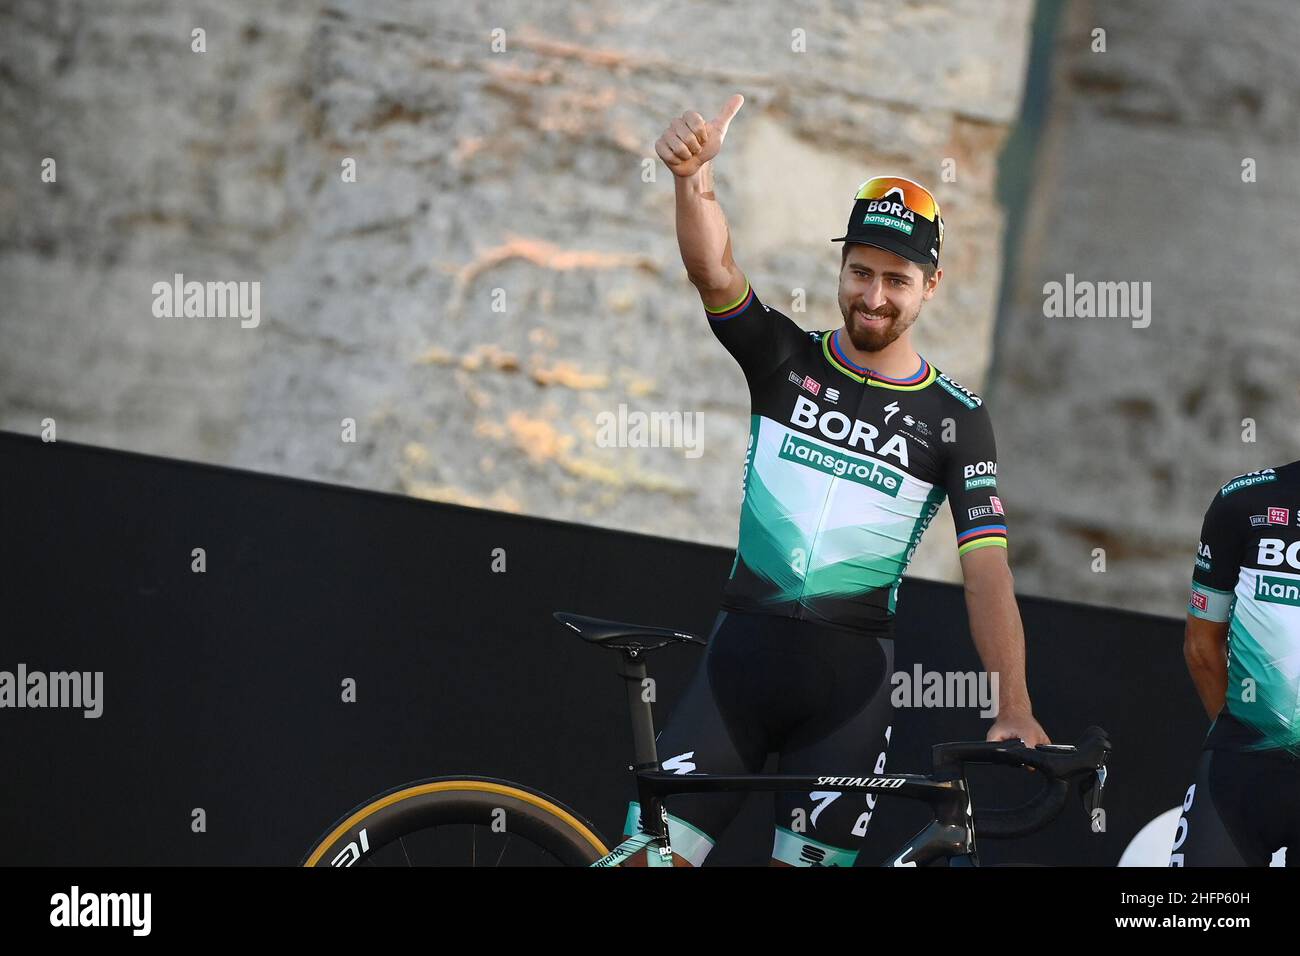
[1191,591,1208,612]
[990,496,1004,515]
[1269,507,1290,525]
[803,376,821,396]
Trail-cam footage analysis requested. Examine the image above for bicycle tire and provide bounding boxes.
[301,775,610,867]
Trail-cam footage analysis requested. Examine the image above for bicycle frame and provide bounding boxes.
[615,648,982,867]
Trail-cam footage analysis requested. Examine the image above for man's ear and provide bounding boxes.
[924,267,943,300]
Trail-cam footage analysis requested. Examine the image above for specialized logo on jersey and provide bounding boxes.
[788,394,911,468]
[883,401,900,424]
[1221,469,1277,497]
[936,373,982,409]
[1255,575,1300,607]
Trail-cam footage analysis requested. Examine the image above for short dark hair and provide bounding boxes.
[841,243,936,284]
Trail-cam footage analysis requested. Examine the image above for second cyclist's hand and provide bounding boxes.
[654,94,744,178]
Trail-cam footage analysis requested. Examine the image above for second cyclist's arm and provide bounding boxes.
[1185,485,1245,722]
[675,161,746,308]
[1183,615,1229,720]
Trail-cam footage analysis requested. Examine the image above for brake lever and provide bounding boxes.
[1078,765,1108,833]
[1081,764,1107,810]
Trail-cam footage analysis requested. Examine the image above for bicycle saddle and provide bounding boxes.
[552,611,705,652]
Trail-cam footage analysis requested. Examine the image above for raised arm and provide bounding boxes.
[655,94,747,308]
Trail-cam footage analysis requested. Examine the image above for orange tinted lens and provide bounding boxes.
[854,177,939,223]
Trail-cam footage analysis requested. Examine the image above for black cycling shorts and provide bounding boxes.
[622,608,894,866]
[1169,748,1300,866]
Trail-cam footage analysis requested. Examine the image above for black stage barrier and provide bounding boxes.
[0,430,1208,865]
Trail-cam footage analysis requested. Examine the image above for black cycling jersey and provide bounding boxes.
[1188,460,1300,758]
[706,280,1007,633]
[1175,461,1300,866]
[614,280,1009,865]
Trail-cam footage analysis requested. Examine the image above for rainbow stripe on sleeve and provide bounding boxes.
[957,525,1008,556]
[704,281,754,320]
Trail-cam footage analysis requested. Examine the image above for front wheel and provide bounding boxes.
[301,776,610,867]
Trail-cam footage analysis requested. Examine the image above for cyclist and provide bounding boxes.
[1174,463,1300,865]
[616,94,1048,867]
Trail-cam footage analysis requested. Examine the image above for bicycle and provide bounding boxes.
[301,611,1112,867]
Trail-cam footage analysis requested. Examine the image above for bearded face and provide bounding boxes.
[837,244,934,352]
[838,293,923,352]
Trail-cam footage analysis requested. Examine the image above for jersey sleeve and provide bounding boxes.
[704,279,809,384]
[943,401,1008,557]
[1189,489,1245,621]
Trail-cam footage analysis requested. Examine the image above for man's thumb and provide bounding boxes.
[713,93,744,136]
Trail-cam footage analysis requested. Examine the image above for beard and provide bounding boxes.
[838,297,922,352]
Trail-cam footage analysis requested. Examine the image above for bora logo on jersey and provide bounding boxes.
[1257,538,1300,571]
[788,394,911,467]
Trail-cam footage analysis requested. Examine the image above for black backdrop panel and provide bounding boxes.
[0,431,1205,865]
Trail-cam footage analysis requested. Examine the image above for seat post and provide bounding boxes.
[614,650,659,771]
[615,650,671,847]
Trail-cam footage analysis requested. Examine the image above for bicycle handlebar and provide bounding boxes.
[932,726,1111,840]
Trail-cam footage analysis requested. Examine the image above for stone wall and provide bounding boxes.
[0,0,1034,584]
[991,0,1300,613]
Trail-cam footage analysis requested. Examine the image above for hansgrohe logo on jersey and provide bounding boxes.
[778,433,904,497]
[1221,469,1277,497]
[1256,575,1300,607]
